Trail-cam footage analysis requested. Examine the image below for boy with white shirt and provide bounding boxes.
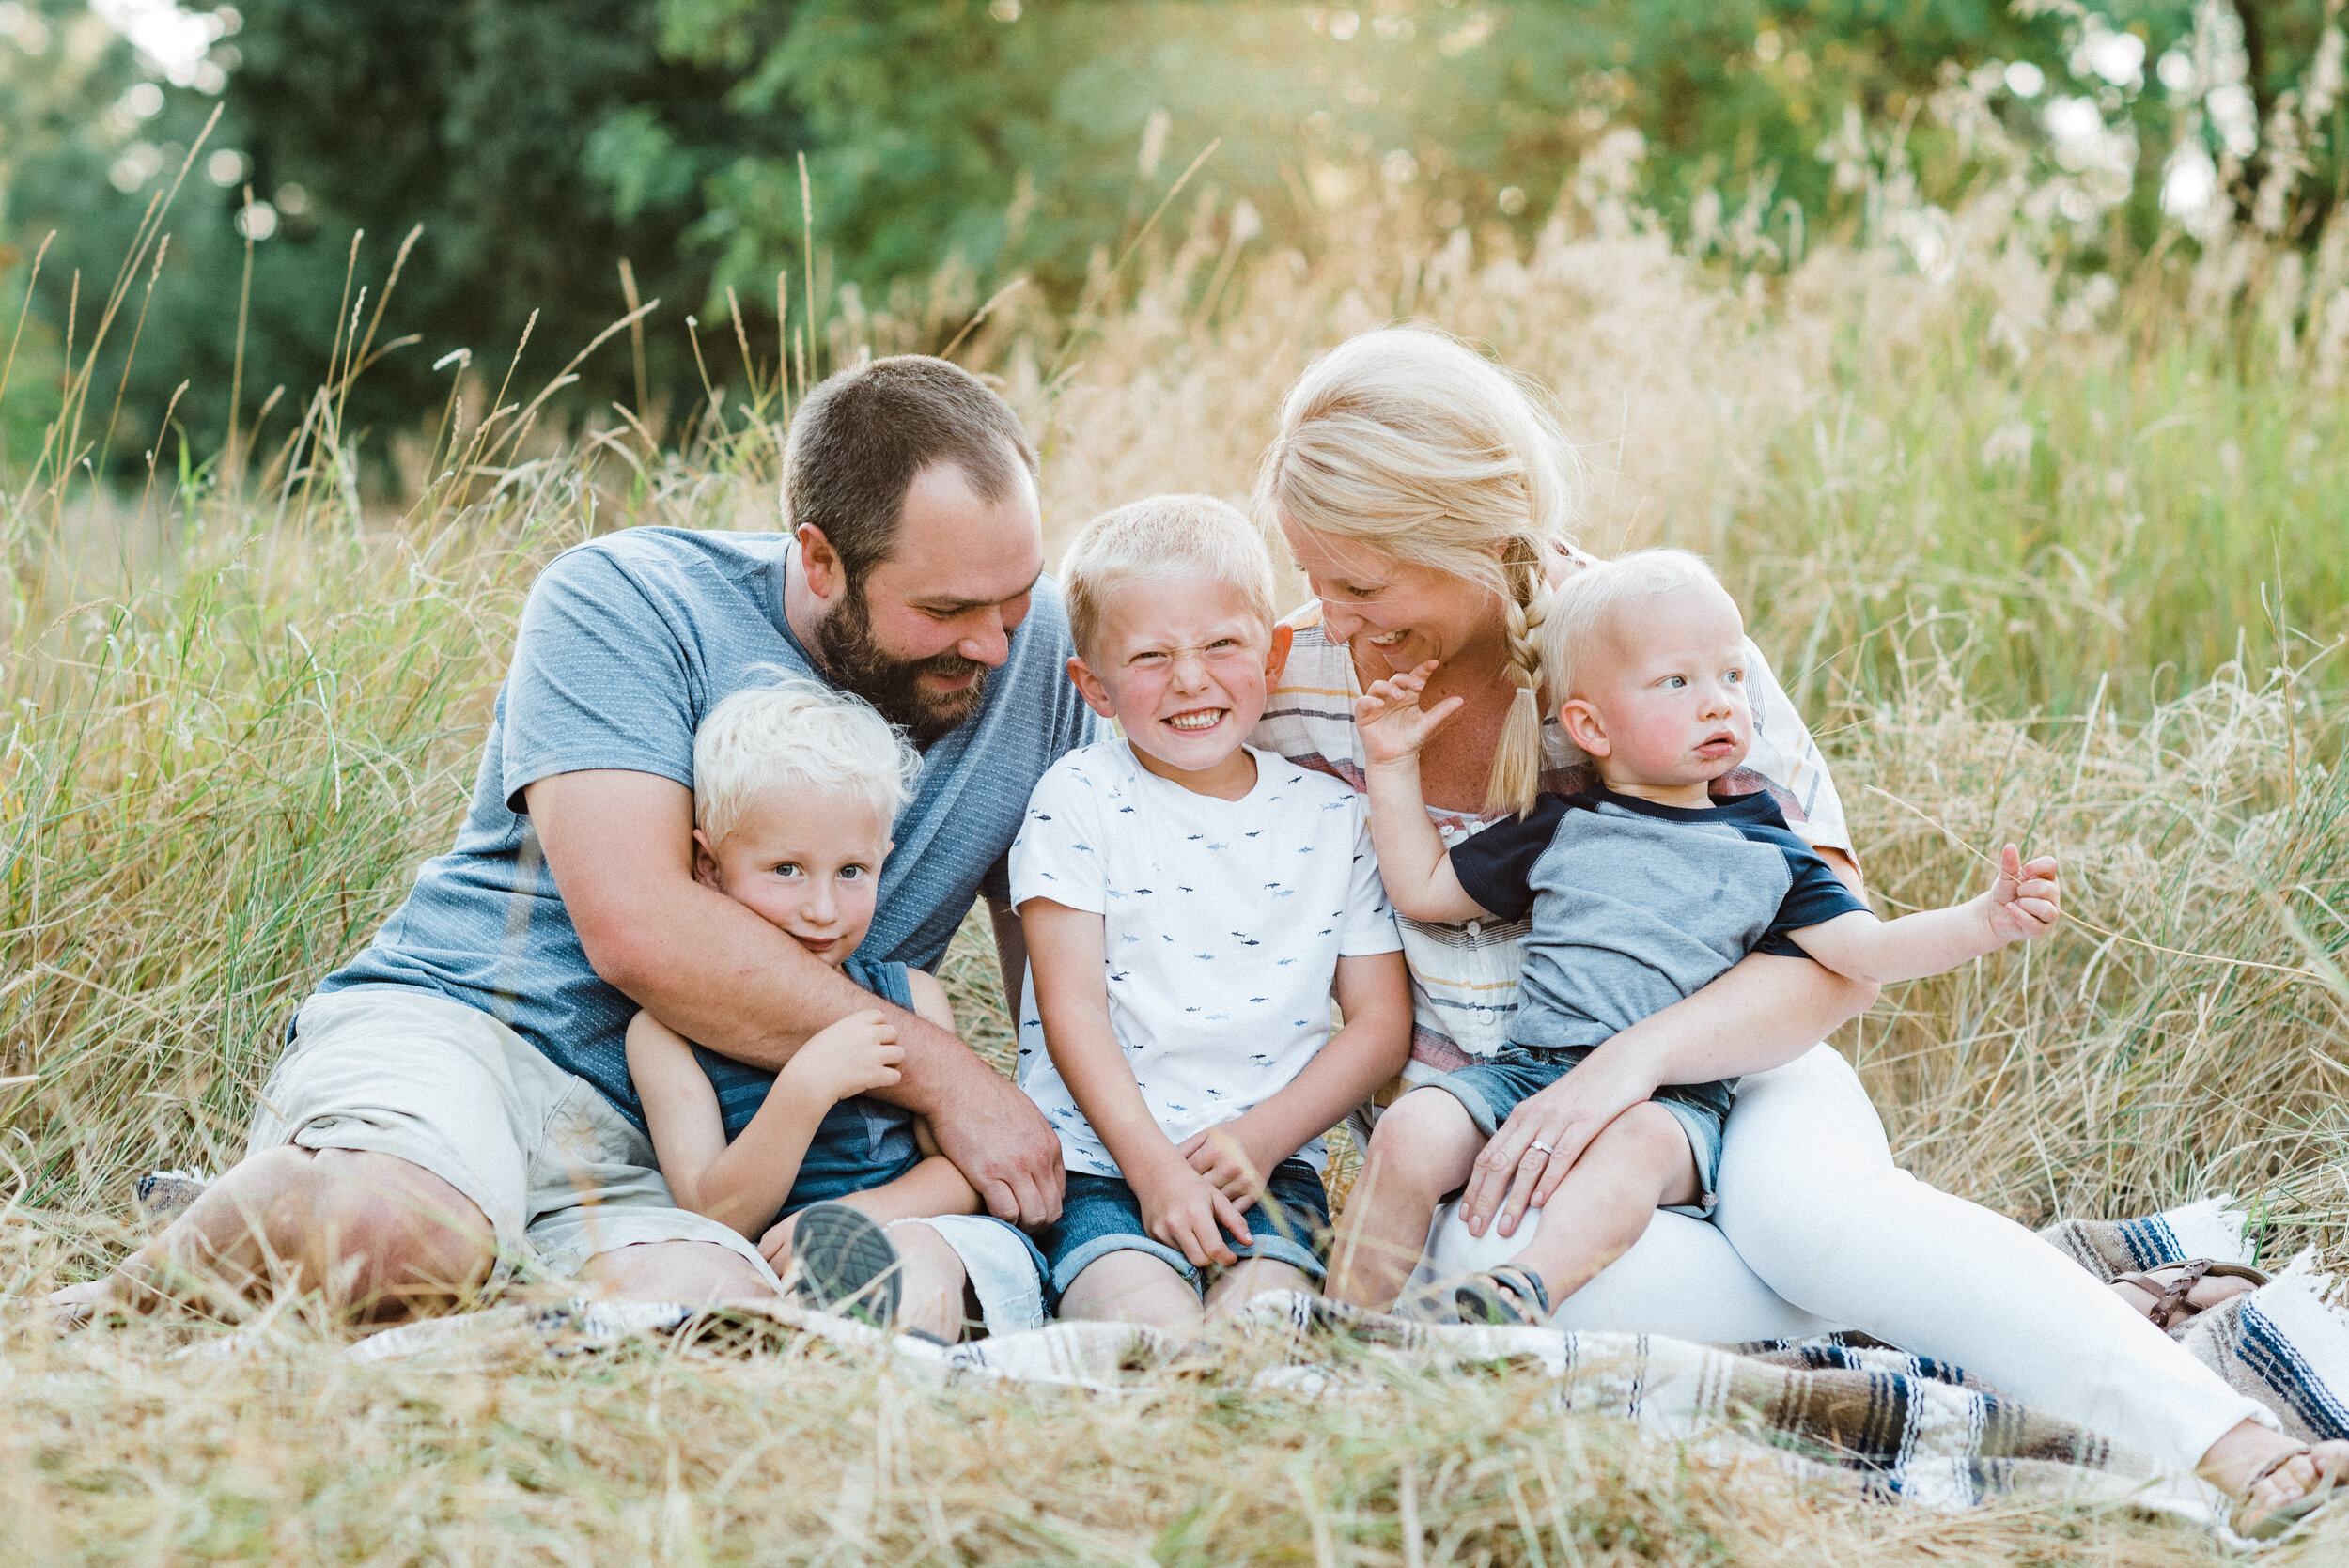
[1013,495,1413,1329]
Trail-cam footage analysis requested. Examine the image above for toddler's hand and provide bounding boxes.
[783,1009,904,1104]
[1352,660,1465,768]
[1983,844,2061,944]
[1135,1157,1252,1268]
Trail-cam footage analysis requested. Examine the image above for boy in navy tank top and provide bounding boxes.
[627,677,1047,1338]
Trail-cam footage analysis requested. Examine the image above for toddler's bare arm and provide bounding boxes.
[1792,845,2061,984]
[1353,662,1493,924]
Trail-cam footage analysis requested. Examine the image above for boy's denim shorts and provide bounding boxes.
[1038,1157,1330,1296]
[1422,1048,1730,1218]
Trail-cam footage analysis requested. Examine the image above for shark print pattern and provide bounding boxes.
[1008,738,1401,1179]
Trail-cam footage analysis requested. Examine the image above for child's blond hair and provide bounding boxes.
[692,673,920,845]
[1539,549,1735,706]
[1060,494,1278,662]
[1252,325,1583,816]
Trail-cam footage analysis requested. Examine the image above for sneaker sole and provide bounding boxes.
[789,1203,902,1327]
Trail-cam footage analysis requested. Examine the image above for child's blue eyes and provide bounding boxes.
[1130,639,1247,667]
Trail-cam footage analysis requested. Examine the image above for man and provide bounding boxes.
[54,356,1094,1323]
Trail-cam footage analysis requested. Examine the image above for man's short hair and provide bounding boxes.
[1060,494,1278,662]
[692,672,921,845]
[1539,548,1735,702]
[783,355,1038,590]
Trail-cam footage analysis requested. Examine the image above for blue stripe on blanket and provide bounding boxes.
[2236,1299,2349,1441]
[2113,1213,2183,1271]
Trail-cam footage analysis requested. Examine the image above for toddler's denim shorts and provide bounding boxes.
[1423,1048,1730,1218]
[1038,1157,1330,1296]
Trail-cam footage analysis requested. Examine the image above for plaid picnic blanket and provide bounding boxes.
[233,1196,2349,1531]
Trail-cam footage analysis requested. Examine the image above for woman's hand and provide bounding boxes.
[1459,1045,1663,1238]
[1352,660,1466,768]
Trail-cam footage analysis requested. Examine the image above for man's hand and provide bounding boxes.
[778,1010,903,1103]
[920,1069,1066,1227]
[1352,660,1465,768]
[1983,844,2062,945]
[1133,1155,1251,1268]
[1459,1045,1662,1238]
[1176,1117,1280,1213]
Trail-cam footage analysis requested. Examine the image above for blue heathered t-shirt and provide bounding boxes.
[318,526,1099,1130]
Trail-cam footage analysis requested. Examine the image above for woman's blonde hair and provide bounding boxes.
[1253,326,1581,816]
[692,672,921,846]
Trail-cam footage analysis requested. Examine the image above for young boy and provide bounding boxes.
[626,676,1049,1339]
[1332,549,2064,1324]
[1013,495,1414,1329]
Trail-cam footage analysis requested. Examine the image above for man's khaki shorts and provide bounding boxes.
[249,987,781,1287]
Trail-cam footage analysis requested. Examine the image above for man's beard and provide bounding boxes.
[812,588,990,746]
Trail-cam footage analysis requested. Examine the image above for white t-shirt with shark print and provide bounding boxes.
[1009,738,1402,1179]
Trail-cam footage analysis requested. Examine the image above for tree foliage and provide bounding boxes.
[3,0,2342,468]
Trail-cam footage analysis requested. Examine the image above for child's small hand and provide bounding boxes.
[1983,844,2062,944]
[782,1009,904,1104]
[1135,1157,1252,1268]
[758,1211,801,1268]
[1352,660,1466,768]
[1176,1120,1267,1212]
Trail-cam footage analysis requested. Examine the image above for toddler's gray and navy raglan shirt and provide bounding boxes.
[1447,786,1871,1063]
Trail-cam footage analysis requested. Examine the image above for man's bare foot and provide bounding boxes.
[2110,1262,2260,1328]
[37,1279,115,1333]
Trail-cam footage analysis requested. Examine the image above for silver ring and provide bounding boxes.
[1530,1141,1555,1156]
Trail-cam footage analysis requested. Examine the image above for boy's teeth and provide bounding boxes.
[1167,710,1222,730]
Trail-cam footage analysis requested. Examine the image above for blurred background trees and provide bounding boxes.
[3,0,2342,468]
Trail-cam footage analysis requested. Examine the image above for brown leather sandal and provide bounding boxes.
[2111,1258,2269,1331]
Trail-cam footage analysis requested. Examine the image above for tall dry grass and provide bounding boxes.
[3,138,2348,1560]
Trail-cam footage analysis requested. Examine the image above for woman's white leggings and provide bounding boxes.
[1413,1044,2273,1477]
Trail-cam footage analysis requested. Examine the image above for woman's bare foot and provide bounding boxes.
[2198,1421,2349,1537]
[2110,1263,2258,1327]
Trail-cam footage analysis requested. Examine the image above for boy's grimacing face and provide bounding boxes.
[693,787,892,967]
[1559,582,1754,790]
[1068,574,1293,777]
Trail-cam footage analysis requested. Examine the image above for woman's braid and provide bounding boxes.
[1486,535,1550,818]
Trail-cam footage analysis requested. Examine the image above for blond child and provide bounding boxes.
[626,676,1047,1338]
[1331,550,2063,1324]
[1012,496,1414,1329]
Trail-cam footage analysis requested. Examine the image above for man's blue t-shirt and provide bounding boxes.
[318,526,1099,1129]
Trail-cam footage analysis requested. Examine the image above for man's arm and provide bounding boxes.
[987,897,1029,1022]
[526,768,1064,1225]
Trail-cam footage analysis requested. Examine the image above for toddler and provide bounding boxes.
[1330,550,2063,1324]
[1013,495,1413,1329]
[626,676,1046,1338]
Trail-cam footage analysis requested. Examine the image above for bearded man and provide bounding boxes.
[54,356,1094,1323]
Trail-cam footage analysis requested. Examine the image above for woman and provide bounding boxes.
[1246,325,2343,1533]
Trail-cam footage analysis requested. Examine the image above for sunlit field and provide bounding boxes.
[4,141,2347,1561]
